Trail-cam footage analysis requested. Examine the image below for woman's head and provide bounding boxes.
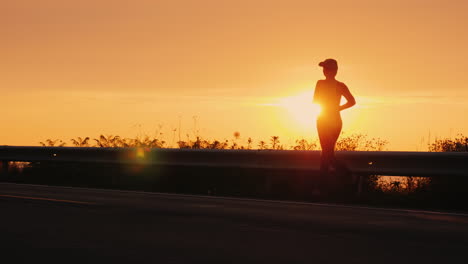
[319,59,338,79]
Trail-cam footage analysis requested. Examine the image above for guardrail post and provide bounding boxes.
[356,174,363,196]
[1,160,9,180]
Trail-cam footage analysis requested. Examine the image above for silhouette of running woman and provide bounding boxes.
[313,59,356,188]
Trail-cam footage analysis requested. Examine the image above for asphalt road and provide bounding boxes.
[1,183,467,263]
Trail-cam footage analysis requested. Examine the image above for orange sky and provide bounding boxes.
[2,0,468,150]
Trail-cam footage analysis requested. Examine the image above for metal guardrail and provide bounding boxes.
[1,146,467,177]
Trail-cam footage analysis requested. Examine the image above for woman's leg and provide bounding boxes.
[317,120,335,188]
[317,123,328,173]
[328,119,342,167]
[318,119,342,171]
[317,118,342,191]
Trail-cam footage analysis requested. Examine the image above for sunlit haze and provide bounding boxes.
[2,0,468,150]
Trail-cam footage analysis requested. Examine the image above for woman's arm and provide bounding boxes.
[313,80,321,104]
[339,83,356,111]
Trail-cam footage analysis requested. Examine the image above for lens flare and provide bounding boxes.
[136,147,145,159]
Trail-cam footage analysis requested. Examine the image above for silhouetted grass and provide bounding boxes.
[429,134,468,152]
[40,132,388,151]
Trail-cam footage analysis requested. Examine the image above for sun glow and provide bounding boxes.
[274,91,322,130]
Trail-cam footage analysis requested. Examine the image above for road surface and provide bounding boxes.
[1,183,467,263]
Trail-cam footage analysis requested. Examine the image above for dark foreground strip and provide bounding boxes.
[0,194,95,205]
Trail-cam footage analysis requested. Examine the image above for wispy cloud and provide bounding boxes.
[356,94,468,108]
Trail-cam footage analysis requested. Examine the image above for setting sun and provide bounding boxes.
[274,91,322,130]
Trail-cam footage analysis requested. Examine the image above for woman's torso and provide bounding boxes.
[316,80,342,120]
